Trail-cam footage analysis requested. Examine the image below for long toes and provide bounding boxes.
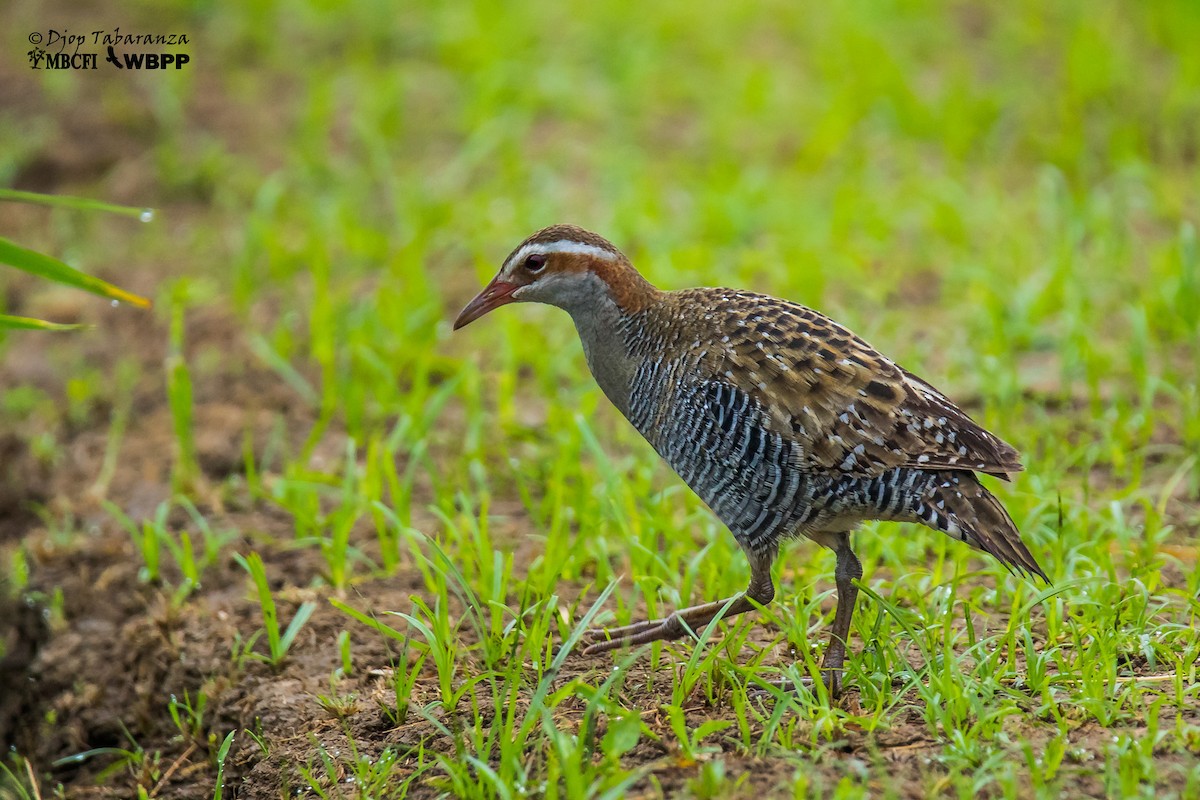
[580,618,680,655]
[585,618,664,642]
[581,630,655,655]
[748,669,849,700]
[581,638,622,656]
[580,627,639,655]
[616,620,663,637]
[748,676,815,697]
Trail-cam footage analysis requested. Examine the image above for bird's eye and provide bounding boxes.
[523,254,547,273]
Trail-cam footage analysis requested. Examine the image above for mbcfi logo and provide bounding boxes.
[26,28,191,70]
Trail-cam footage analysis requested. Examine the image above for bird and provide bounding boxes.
[454,224,1046,696]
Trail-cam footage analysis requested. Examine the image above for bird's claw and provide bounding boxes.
[748,669,845,699]
[581,616,675,655]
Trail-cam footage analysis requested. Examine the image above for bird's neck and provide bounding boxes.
[564,268,661,418]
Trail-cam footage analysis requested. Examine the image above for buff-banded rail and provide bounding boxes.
[454,224,1046,697]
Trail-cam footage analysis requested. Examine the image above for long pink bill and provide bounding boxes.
[453,278,520,329]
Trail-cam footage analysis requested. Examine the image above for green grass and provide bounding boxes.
[1,0,1199,797]
[0,189,152,329]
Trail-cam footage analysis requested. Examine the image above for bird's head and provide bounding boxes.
[453,224,656,329]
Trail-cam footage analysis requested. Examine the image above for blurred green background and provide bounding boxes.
[1,0,1198,797]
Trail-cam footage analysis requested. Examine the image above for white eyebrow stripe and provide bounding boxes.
[507,240,618,269]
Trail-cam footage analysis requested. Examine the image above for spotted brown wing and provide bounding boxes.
[692,290,1023,479]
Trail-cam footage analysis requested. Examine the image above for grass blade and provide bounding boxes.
[329,597,409,642]
[0,236,151,308]
[0,314,86,331]
[0,188,152,219]
[279,601,318,655]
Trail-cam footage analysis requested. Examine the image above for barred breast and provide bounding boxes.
[629,362,811,555]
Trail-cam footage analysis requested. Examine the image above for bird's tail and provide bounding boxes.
[912,470,1047,581]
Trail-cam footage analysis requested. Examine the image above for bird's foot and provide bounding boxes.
[581,594,755,655]
[581,615,683,655]
[749,667,845,700]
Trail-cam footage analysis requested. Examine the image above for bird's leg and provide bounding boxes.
[820,532,862,697]
[582,553,775,655]
[753,533,862,699]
